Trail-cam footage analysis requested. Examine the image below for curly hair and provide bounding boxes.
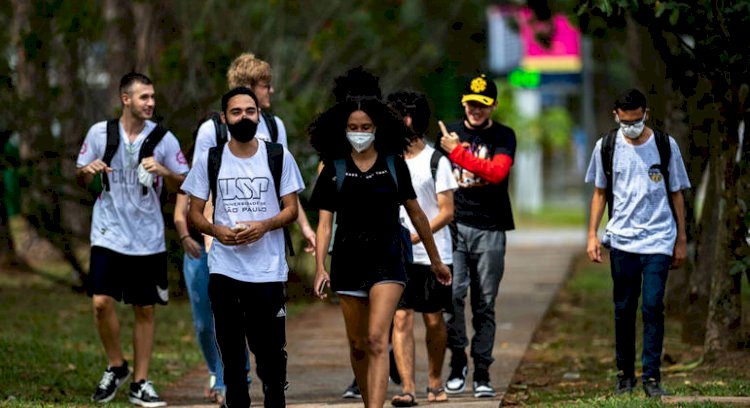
[387,89,431,139]
[308,97,409,161]
[226,53,272,89]
[332,66,382,103]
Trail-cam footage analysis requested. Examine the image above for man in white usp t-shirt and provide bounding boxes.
[76,72,188,407]
[387,90,458,406]
[192,52,316,253]
[182,87,304,408]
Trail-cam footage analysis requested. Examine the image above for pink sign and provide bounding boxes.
[516,8,581,72]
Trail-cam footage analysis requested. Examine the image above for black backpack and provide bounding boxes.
[429,149,444,182]
[102,119,169,195]
[206,141,294,256]
[207,110,278,145]
[601,128,675,220]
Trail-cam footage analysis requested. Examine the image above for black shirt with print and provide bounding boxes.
[441,120,516,231]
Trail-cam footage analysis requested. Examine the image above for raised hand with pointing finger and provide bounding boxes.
[439,120,461,154]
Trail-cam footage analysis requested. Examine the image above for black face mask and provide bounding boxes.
[227,118,258,143]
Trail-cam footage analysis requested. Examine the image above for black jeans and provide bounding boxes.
[208,274,287,408]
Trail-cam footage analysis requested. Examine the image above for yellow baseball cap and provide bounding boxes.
[461,74,497,106]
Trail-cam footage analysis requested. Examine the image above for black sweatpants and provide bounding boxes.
[208,273,287,408]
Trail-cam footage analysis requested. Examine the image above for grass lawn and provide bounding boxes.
[514,205,588,229]
[504,256,750,407]
[0,276,204,407]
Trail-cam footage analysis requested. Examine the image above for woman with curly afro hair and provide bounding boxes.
[309,96,452,407]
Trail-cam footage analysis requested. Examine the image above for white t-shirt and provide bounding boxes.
[585,130,691,255]
[399,144,458,265]
[181,141,305,283]
[192,113,287,168]
[77,120,189,255]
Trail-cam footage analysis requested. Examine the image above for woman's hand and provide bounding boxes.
[313,270,331,300]
[431,262,452,286]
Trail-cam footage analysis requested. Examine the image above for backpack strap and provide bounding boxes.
[210,112,228,145]
[207,144,224,211]
[384,154,399,191]
[266,141,295,256]
[261,111,279,143]
[600,128,618,219]
[653,129,676,221]
[333,158,347,193]
[101,119,121,192]
[429,149,444,182]
[137,124,169,195]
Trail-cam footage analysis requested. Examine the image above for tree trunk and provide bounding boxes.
[103,0,134,111]
[704,91,743,357]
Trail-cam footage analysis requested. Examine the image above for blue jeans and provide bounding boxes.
[183,244,225,389]
[445,223,506,372]
[610,248,671,381]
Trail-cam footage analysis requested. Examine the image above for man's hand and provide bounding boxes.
[79,159,113,176]
[671,238,687,269]
[141,156,170,177]
[431,262,452,286]
[410,232,420,245]
[182,237,202,259]
[587,235,603,263]
[438,120,460,154]
[234,221,269,245]
[213,225,243,246]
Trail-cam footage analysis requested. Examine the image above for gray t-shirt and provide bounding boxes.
[585,129,691,255]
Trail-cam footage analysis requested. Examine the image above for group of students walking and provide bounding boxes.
[75,51,690,408]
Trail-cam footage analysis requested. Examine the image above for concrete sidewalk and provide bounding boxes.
[162,228,585,407]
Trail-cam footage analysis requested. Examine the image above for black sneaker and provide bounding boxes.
[128,380,167,407]
[643,378,670,398]
[615,372,637,395]
[472,380,496,398]
[342,378,362,399]
[91,361,131,403]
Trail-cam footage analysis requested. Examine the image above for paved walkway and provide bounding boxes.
[162,228,585,407]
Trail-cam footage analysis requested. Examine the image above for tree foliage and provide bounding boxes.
[1,0,489,283]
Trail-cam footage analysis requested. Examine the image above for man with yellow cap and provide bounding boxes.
[438,73,516,398]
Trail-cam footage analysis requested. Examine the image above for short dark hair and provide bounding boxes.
[119,72,152,95]
[614,88,647,111]
[387,90,431,138]
[221,86,259,114]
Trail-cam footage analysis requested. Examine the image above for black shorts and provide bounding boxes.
[397,263,452,313]
[88,246,168,306]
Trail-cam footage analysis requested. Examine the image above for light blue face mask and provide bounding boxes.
[346,131,375,152]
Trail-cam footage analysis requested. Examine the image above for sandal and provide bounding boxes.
[391,392,418,407]
[426,386,448,403]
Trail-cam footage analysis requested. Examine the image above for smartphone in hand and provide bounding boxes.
[317,279,328,295]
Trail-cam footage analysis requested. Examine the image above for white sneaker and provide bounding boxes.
[473,380,496,398]
[445,366,467,394]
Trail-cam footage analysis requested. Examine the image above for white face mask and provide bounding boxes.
[346,131,375,152]
[616,114,646,139]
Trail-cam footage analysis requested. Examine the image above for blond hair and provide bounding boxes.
[227,53,272,89]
